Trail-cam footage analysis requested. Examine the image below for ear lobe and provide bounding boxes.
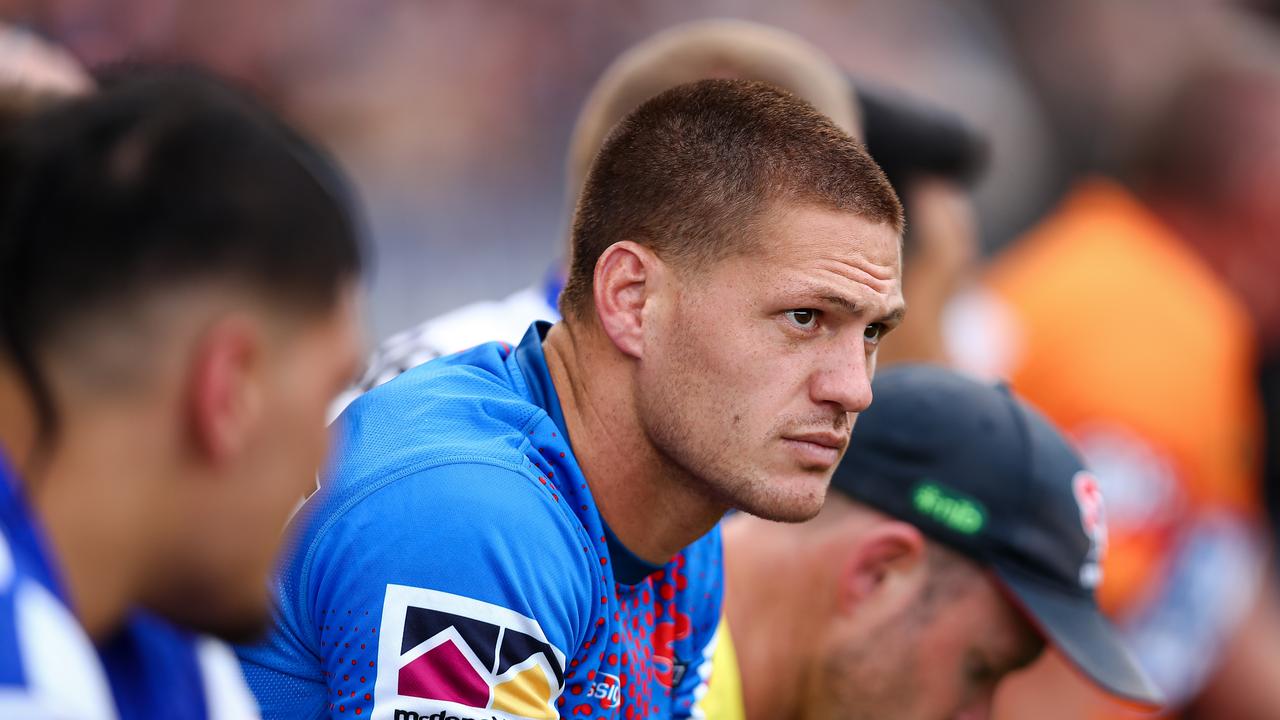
[839,521,927,613]
[592,241,659,359]
[188,316,264,463]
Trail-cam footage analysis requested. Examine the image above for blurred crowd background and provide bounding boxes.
[4,1,1280,718]
[0,0,1269,338]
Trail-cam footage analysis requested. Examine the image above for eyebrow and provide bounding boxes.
[817,294,907,326]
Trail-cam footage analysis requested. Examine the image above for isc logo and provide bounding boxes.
[588,673,622,709]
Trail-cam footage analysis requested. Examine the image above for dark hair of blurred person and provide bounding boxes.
[0,65,363,716]
[856,83,987,368]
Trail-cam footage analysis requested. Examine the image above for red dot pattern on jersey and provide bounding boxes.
[441,420,721,719]
[319,608,375,718]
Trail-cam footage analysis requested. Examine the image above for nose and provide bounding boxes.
[808,335,875,414]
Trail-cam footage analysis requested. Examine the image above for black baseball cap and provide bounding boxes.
[831,364,1163,709]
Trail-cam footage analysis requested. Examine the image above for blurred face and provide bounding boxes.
[636,204,903,522]
[808,567,1044,720]
[160,285,362,641]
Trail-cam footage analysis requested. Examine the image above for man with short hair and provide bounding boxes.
[709,365,1163,720]
[0,69,364,717]
[239,79,904,719]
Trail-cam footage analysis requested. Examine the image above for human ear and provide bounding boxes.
[187,315,265,463]
[592,240,662,359]
[838,521,927,615]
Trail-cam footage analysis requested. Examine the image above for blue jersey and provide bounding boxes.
[240,321,724,720]
[0,454,258,719]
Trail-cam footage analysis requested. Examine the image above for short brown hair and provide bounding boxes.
[561,78,902,320]
[566,19,858,201]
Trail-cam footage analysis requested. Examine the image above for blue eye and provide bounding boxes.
[784,309,819,329]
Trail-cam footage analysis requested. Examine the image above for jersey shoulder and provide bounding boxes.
[257,431,601,719]
[0,526,116,718]
[329,340,549,498]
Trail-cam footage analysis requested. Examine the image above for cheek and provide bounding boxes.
[682,314,797,399]
[668,321,767,420]
[914,624,982,709]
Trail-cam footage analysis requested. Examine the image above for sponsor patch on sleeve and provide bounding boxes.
[373,585,567,720]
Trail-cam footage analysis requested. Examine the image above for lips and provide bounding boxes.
[783,430,849,452]
[780,430,849,469]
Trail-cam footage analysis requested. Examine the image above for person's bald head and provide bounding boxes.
[566,19,857,204]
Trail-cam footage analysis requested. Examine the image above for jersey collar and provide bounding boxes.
[0,450,68,601]
[513,322,663,585]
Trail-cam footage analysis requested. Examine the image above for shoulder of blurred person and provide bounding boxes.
[329,277,559,419]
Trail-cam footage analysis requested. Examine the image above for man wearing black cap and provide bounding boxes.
[704,365,1162,720]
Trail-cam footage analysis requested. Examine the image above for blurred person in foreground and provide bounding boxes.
[0,68,364,717]
[705,365,1162,719]
[237,79,903,719]
[336,18,858,408]
[949,60,1280,720]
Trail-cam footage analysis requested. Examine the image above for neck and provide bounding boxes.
[0,366,37,473]
[0,369,152,641]
[542,321,727,565]
[724,514,815,719]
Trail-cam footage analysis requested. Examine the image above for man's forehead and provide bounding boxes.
[755,235,904,317]
[753,204,902,277]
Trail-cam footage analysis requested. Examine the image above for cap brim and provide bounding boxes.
[993,564,1164,710]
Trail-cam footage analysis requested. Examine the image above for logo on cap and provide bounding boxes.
[375,584,566,720]
[1072,471,1108,589]
[912,481,987,535]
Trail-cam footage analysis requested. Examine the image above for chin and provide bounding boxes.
[150,584,276,645]
[195,607,276,646]
[728,471,830,523]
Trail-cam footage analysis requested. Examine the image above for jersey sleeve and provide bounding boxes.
[237,462,598,720]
